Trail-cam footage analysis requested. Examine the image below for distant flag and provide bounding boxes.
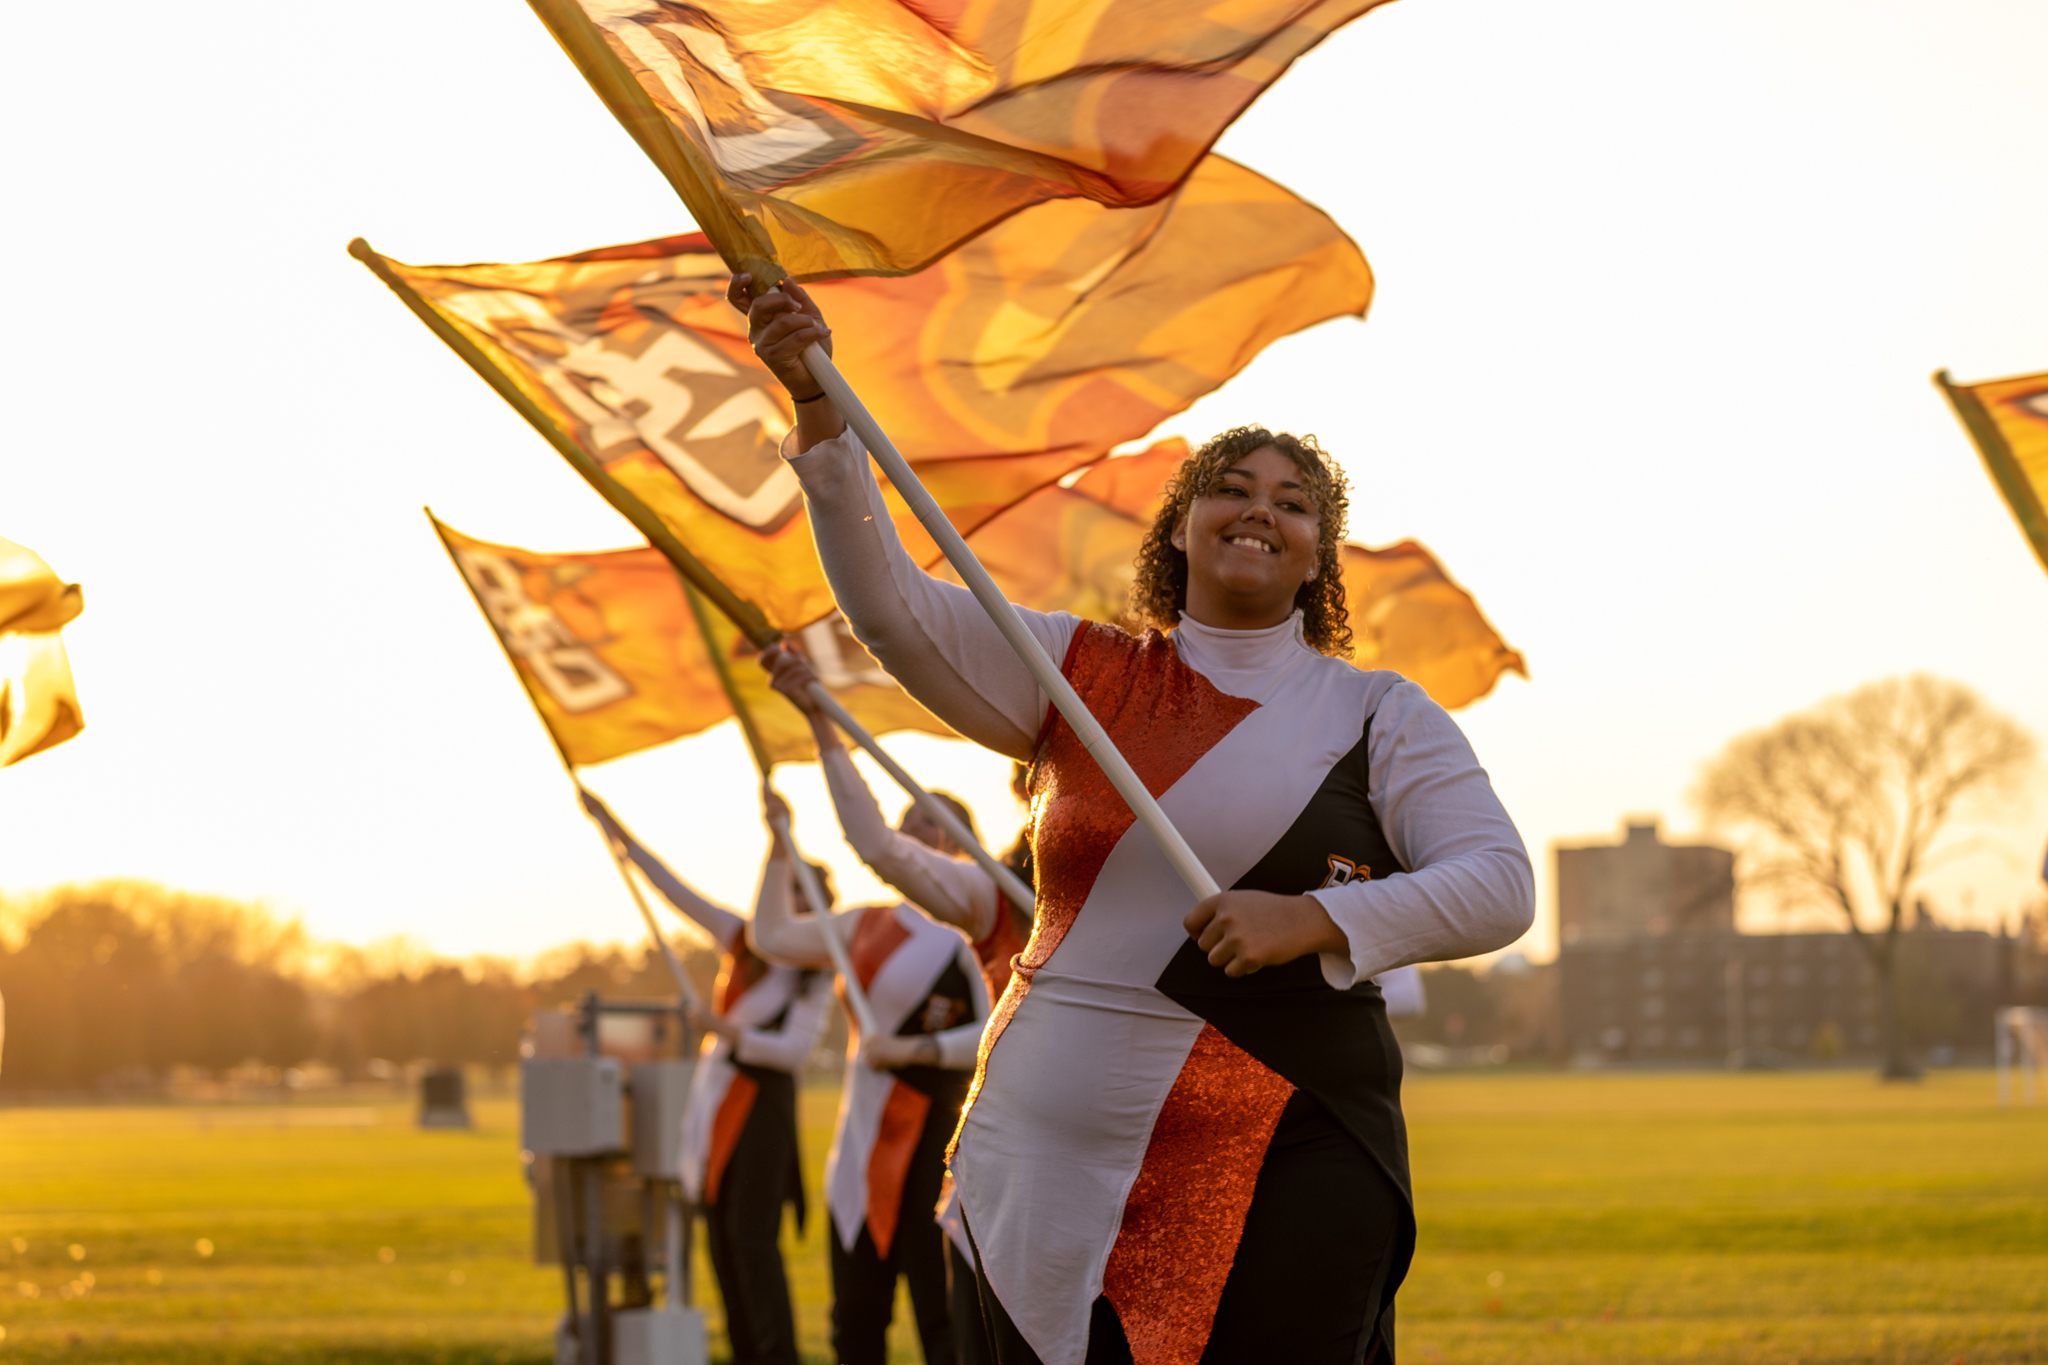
[431,516,947,767]
[1936,368,2048,575]
[354,156,1371,631]
[964,442,1528,708]
[0,537,82,635]
[528,0,1397,279]
[0,537,84,767]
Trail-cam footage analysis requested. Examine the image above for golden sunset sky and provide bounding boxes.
[4,0,2045,962]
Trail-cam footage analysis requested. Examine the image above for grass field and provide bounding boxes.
[4,1070,2046,1363]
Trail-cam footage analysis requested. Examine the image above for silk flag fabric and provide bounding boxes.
[1,537,83,636]
[434,519,949,766]
[965,441,1527,708]
[1937,368,2048,576]
[0,634,83,767]
[0,538,84,766]
[529,0,1396,279]
[357,157,1371,631]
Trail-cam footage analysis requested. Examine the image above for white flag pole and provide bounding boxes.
[804,682,1035,916]
[767,809,881,1040]
[801,343,1220,902]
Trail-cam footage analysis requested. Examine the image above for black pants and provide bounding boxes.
[704,1088,801,1365]
[973,1094,1406,1365]
[948,1237,994,1365]
[829,1098,958,1365]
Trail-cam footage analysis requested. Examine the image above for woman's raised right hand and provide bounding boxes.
[759,642,824,715]
[729,272,832,400]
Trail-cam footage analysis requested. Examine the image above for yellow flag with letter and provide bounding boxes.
[528,0,1397,279]
[432,517,948,766]
[355,156,1371,632]
[1936,368,2048,576]
[963,442,1527,709]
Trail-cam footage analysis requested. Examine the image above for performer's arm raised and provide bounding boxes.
[580,788,744,950]
[762,644,1001,941]
[743,793,860,967]
[734,274,1077,760]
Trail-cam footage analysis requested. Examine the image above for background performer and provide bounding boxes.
[750,788,992,1365]
[580,791,833,1365]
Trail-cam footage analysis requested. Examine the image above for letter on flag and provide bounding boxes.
[963,442,1527,709]
[1937,368,2048,576]
[432,517,949,766]
[529,0,1397,278]
[0,537,84,767]
[355,157,1371,631]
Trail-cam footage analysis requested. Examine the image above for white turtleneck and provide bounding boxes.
[786,426,1533,986]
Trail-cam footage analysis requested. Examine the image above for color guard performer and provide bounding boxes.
[750,788,992,1365]
[738,276,1536,1365]
[581,792,833,1365]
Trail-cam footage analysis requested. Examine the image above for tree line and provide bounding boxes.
[0,881,724,1094]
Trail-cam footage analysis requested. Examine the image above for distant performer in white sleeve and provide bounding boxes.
[748,787,992,1365]
[735,274,1535,1365]
[580,791,834,1365]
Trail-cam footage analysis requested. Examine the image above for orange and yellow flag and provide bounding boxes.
[433,517,948,767]
[529,0,1396,279]
[356,156,1370,632]
[0,537,84,766]
[1936,368,2048,576]
[964,442,1527,709]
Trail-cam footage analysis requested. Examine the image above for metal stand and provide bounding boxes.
[523,993,708,1365]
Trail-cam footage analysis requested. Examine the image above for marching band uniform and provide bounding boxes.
[754,883,993,1365]
[586,797,833,1365]
[787,428,1535,1365]
[817,744,1026,1364]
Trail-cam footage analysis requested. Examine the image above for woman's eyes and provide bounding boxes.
[1213,483,1312,515]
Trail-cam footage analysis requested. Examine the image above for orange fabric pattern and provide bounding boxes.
[841,904,913,1038]
[964,625,1258,1117]
[864,1079,933,1259]
[1101,1027,1295,1365]
[362,156,1370,634]
[432,519,946,766]
[529,0,1397,280]
[703,1071,760,1204]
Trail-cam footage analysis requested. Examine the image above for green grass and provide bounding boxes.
[2,1071,2044,1362]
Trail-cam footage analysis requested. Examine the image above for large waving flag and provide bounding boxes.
[1937,368,2048,576]
[356,157,1371,632]
[0,538,84,767]
[529,0,1396,279]
[433,517,947,766]
[964,442,1527,708]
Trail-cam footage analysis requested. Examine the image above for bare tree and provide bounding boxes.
[1695,675,2036,1079]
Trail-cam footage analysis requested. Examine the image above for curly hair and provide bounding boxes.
[1127,426,1353,656]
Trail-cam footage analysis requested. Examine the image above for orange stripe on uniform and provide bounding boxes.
[864,1079,933,1259]
[963,625,1259,1126]
[704,1071,759,1204]
[1101,1025,1294,1365]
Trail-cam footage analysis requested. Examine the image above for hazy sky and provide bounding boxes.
[4,0,2045,963]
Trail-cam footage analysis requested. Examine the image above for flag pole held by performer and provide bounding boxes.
[766,806,882,1042]
[804,682,1036,916]
[797,340,1223,903]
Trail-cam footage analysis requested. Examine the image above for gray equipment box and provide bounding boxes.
[521,1056,625,1157]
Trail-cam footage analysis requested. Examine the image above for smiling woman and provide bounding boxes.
[1131,427,1355,652]
[739,275,1535,1364]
